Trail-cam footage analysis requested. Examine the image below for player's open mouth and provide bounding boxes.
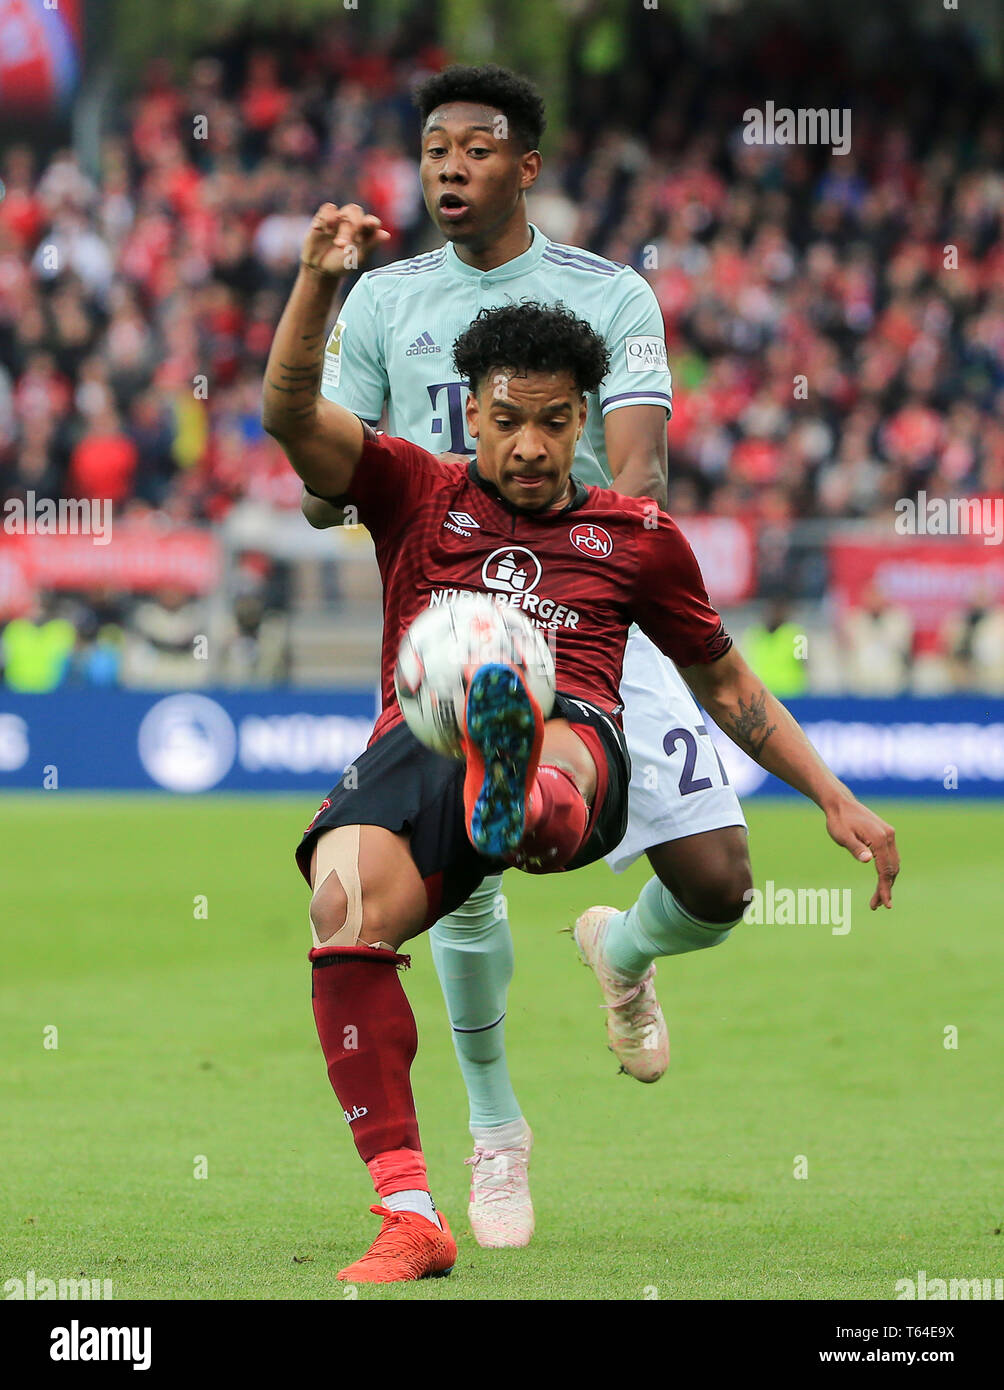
[438,194,471,221]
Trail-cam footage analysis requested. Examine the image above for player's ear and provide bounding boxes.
[519,150,542,191]
[465,390,480,438]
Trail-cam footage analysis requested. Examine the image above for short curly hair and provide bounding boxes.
[413,64,546,153]
[452,302,611,399]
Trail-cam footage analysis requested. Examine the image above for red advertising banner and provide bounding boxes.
[829,538,1004,639]
[0,0,83,113]
[675,515,755,607]
[0,524,222,616]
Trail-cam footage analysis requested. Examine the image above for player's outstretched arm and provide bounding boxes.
[680,647,900,909]
[263,204,390,499]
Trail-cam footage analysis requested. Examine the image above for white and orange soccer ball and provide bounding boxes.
[394,595,556,758]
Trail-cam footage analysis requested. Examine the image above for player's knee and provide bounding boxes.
[663,848,753,925]
[310,880,401,949]
[309,873,350,943]
[696,860,751,922]
[688,861,753,924]
[357,900,409,948]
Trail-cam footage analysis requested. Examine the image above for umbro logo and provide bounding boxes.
[405,331,441,357]
[444,511,480,537]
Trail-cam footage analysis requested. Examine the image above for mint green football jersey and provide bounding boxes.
[319,225,672,489]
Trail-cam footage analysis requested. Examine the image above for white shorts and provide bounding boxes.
[604,629,747,874]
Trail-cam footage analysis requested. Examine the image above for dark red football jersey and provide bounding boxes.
[342,431,732,742]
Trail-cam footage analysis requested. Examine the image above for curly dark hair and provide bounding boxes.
[413,64,546,153]
[452,302,611,399]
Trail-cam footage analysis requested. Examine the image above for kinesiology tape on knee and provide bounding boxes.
[513,764,589,873]
[309,825,363,948]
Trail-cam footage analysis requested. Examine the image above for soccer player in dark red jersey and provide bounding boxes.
[263,204,900,1283]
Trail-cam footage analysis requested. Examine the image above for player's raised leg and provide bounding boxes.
[576,633,750,1080]
[305,822,457,1283]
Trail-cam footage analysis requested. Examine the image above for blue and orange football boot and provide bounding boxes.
[460,663,545,859]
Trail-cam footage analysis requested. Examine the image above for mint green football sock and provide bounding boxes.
[602,875,736,980]
[429,875,523,1130]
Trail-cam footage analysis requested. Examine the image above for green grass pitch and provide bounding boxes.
[1,795,1000,1301]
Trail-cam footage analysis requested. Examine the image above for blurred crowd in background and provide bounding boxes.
[0,8,1001,692]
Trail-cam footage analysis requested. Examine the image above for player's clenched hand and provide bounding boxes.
[300,203,390,279]
[824,798,899,909]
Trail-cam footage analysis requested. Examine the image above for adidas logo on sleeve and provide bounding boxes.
[405,332,441,357]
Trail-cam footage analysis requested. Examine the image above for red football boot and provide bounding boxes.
[336,1206,457,1284]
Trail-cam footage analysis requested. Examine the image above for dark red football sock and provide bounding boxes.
[514,763,590,872]
[310,945,429,1196]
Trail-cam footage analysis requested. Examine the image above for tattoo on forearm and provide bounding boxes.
[264,379,309,394]
[723,688,777,760]
[266,351,323,414]
[276,360,321,384]
[264,293,328,426]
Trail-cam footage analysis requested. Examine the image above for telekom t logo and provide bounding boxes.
[427,381,474,455]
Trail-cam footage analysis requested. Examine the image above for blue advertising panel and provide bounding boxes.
[709,697,1004,801]
[0,689,378,793]
[0,691,1002,798]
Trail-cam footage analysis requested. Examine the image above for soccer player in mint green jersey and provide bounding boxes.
[306,66,755,1249]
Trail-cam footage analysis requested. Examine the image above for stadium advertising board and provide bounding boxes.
[0,691,1001,797]
[710,697,1004,800]
[0,525,222,616]
[830,538,1004,642]
[0,689,377,792]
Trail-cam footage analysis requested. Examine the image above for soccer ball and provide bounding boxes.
[394,596,556,758]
